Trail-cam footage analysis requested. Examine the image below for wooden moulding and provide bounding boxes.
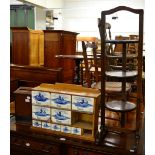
[31,83,101,142]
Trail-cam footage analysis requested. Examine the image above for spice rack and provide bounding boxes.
[31,83,101,142]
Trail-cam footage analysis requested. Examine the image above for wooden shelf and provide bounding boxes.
[106,53,138,59]
[105,100,136,112]
[31,126,95,142]
[105,40,139,44]
[105,71,138,78]
[72,121,93,130]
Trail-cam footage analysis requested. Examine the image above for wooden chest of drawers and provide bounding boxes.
[10,121,142,155]
[11,134,60,155]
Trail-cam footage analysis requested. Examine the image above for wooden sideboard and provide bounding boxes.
[43,30,78,83]
[10,119,144,155]
[11,27,44,66]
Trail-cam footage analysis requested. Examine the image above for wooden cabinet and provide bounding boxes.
[11,27,44,66]
[44,30,78,83]
[10,121,142,155]
[67,147,114,155]
[11,134,61,155]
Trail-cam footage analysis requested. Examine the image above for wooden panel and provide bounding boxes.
[11,27,44,66]
[10,64,63,86]
[14,87,32,122]
[44,30,78,83]
[38,32,44,65]
[29,31,40,65]
[44,32,61,68]
[11,135,60,155]
[12,31,29,65]
[44,33,60,41]
[66,147,115,155]
[10,78,19,102]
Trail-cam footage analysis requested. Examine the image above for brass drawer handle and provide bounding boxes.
[25,142,30,147]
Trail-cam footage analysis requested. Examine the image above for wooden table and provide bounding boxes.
[55,54,98,84]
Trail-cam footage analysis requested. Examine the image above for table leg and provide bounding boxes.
[74,59,82,84]
[120,112,125,127]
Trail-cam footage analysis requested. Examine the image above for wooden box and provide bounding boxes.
[14,87,32,123]
[11,27,44,66]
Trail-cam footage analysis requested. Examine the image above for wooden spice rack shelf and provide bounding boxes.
[31,83,101,142]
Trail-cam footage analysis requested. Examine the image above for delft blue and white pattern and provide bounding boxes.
[32,120,42,128]
[51,93,71,109]
[42,122,51,129]
[72,96,94,113]
[51,109,71,125]
[32,91,50,106]
[71,127,82,135]
[61,125,71,134]
[51,123,61,131]
[32,106,50,121]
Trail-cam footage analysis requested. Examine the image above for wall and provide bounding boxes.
[10,0,63,30]
[47,0,64,9]
[10,0,46,30]
[62,0,145,38]
[10,0,23,4]
[35,7,46,30]
[10,0,145,38]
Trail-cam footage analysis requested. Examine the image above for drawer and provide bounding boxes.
[11,136,60,155]
[67,147,115,155]
[72,96,94,113]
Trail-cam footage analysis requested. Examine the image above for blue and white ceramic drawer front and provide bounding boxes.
[72,96,94,113]
[42,122,51,129]
[61,125,71,134]
[51,93,71,109]
[32,91,50,106]
[71,127,82,135]
[51,123,61,131]
[32,106,50,121]
[32,120,42,128]
[51,109,71,125]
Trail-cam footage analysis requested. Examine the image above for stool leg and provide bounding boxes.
[120,112,125,127]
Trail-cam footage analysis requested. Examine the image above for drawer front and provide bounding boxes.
[72,96,94,113]
[11,136,60,155]
[67,147,115,155]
